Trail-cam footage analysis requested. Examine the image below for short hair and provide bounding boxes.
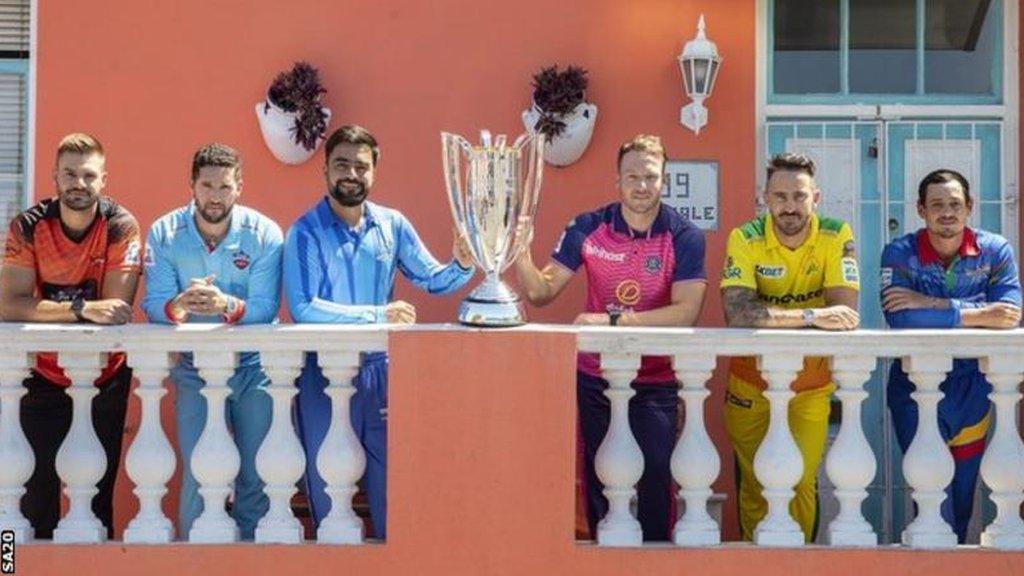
[191,143,242,181]
[917,169,971,206]
[766,152,815,182]
[56,133,104,164]
[617,134,667,171]
[324,125,380,165]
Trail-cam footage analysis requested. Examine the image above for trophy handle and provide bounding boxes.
[501,133,545,274]
[441,132,475,258]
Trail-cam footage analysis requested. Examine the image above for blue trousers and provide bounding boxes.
[888,359,991,543]
[296,352,388,540]
[577,371,679,542]
[173,362,272,540]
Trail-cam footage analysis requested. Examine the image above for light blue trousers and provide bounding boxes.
[172,362,272,540]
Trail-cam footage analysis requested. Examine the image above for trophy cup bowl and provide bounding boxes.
[441,129,544,326]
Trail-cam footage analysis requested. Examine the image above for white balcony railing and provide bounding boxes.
[0,324,1022,551]
[0,323,387,545]
[576,326,1024,550]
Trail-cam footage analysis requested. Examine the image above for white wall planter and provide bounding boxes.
[255,97,331,166]
[522,101,597,167]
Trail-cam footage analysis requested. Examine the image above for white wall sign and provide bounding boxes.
[661,160,719,230]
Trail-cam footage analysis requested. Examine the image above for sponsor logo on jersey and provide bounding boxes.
[842,257,859,284]
[726,391,752,409]
[722,256,742,279]
[805,260,821,275]
[645,255,662,274]
[755,264,786,279]
[124,240,142,266]
[880,267,893,288]
[615,279,642,306]
[232,249,251,270]
[584,243,626,263]
[143,244,155,268]
[758,289,824,306]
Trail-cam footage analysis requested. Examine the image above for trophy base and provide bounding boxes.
[457,278,526,327]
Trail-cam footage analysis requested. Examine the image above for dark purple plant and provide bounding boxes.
[531,65,588,140]
[267,62,328,151]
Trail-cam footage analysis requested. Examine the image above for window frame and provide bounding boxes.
[768,0,1004,104]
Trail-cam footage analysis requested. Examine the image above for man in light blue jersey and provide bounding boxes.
[284,125,474,539]
[142,143,283,540]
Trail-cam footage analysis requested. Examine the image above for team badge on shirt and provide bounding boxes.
[615,279,642,306]
[645,255,662,274]
[232,249,251,270]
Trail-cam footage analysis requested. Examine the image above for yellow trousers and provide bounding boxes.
[724,375,834,543]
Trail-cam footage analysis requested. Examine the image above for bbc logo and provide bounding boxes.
[1,529,13,574]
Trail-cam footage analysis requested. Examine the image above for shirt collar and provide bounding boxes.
[765,212,819,251]
[610,202,668,238]
[916,227,980,265]
[316,196,378,232]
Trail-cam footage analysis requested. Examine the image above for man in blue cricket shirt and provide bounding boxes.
[284,125,474,540]
[881,169,1021,543]
[142,143,284,540]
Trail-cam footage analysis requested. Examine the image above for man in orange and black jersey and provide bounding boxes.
[0,133,142,539]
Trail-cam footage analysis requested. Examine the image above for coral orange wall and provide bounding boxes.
[35,0,756,326]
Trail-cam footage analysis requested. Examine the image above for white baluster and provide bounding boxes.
[978,355,1024,550]
[189,351,241,543]
[900,353,956,549]
[53,352,107,543]
[671,353,720,546]
[0,352,35,543]
[752,354,804,547]
[122,350,175,544]
[255,350,306,544]
[316,351,365,544]
[825,354,877,547]
[595,352,643,546]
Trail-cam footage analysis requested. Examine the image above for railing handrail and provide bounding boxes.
[4,322,1023,358]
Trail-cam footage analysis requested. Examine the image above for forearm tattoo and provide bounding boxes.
[722,286,770,327]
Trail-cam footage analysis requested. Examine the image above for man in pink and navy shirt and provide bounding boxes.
[515,134,707,541]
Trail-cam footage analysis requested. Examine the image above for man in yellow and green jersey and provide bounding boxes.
[720,152,861,542]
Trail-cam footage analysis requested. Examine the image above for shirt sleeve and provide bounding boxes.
[550,217,587,272]
[395,214,474,295]
[283,223,385,324]
[237,220,283,324]
[672,225,706,282]
[823,223,861,290]
[2,217,34,269]
[880,241,959,328]
[141,224,182,324]
[980,239,1022,307]
[719,228,757,290]
[105,211,143,273]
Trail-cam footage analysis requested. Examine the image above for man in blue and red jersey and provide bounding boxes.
[514,134,707,541]
[881,168,1021,543]
[284,125,475,540]
[0,133,142,539]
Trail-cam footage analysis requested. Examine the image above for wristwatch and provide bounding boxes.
[71,294,87,322]
[608,311,622,326]
[802,308,815,327]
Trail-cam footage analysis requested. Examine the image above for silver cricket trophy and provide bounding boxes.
[441,130,544,326]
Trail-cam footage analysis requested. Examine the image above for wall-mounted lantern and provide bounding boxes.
[678,15,721,135]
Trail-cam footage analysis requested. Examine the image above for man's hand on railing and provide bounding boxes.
[81,298,133,325]
[384,300,417,324]
[809,305,859,331]
[961,302,1022,329]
